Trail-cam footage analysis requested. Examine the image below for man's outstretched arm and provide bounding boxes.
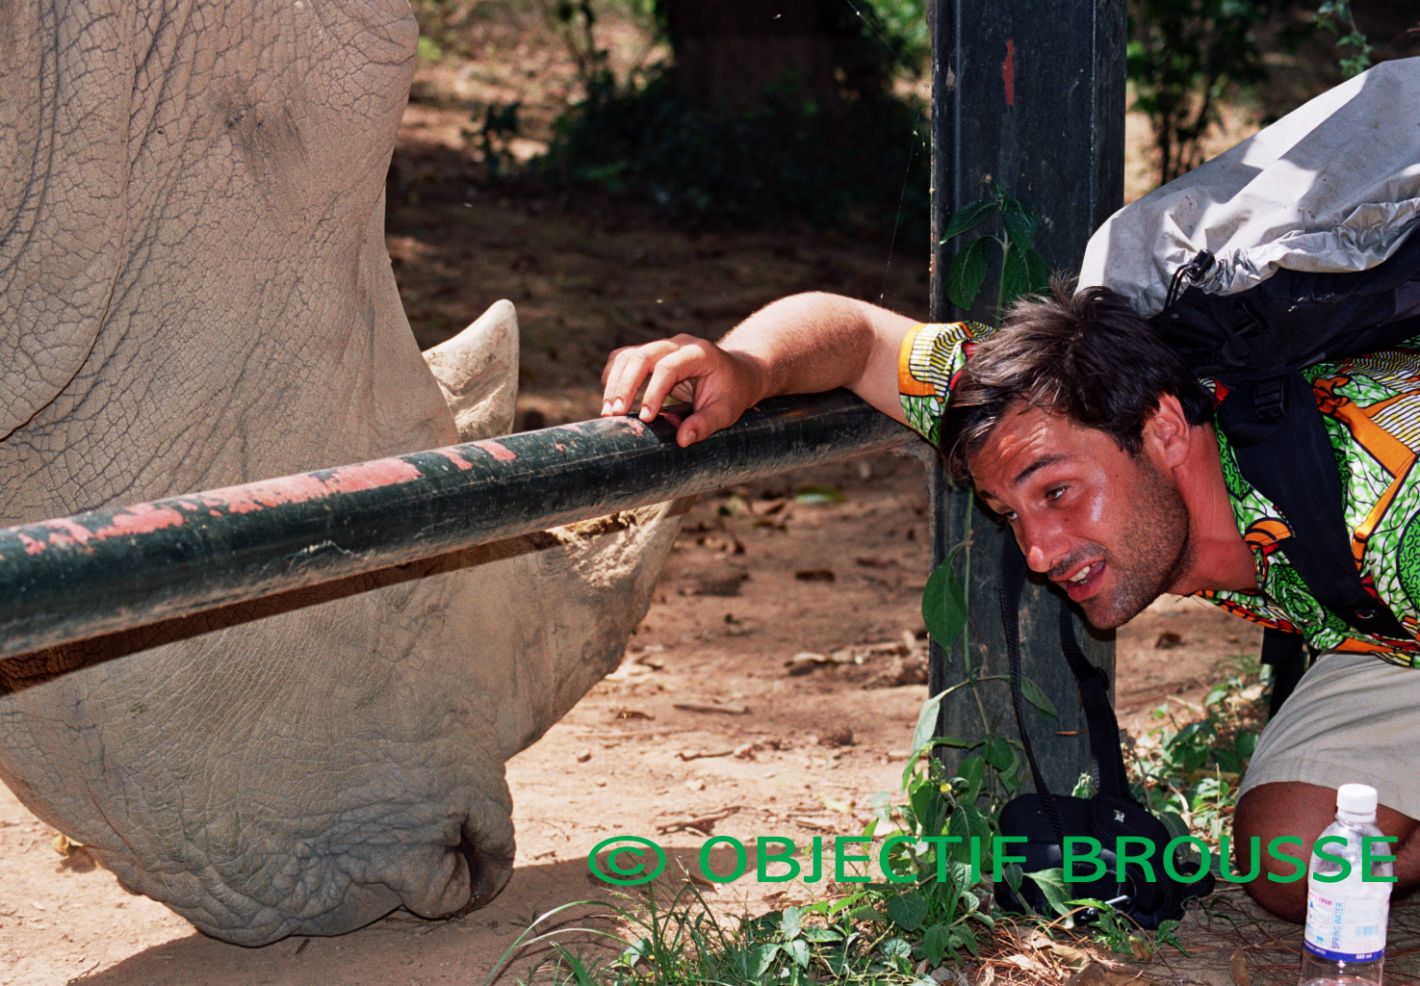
[599,292,919,447]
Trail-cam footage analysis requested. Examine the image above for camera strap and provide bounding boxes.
[994,540,1216,927]
[999,537,1134,808]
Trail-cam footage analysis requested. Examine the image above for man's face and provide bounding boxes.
[968,403,1193,629]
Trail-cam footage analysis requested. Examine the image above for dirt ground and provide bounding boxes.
[3,26,1406,986]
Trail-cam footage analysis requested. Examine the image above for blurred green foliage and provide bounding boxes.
[539,67,927,235]
[866,0,931,74]
[1314,0,1374,76]
[1126,0,1297,185]
[417,0,1410,220]
[1127,0,1409,186]
[409,0,463,62]
[537,0,930,235]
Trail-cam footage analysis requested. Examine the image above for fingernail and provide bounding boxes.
[600,402,610,415]
[639,406,653,421]
[683,429,697,445]
[611,398,623,414]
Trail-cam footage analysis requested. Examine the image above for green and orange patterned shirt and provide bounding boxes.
[898,321,1420,667]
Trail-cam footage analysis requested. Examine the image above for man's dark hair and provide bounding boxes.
[941,278,1215,482]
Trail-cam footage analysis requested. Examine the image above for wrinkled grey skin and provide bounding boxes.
[0,1,682,945]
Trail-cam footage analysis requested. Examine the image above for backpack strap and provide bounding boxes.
[1260,627,1309,718]
[1220,371,1410,640]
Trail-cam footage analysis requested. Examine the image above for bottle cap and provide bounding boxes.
[1337,783,1379,815]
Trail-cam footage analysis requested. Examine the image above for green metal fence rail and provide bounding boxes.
[0,392,917,661]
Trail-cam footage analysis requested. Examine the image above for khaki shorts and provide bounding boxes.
[1239,650,1420,820]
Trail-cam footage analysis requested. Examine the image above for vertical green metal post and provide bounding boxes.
[927,0,1127,793]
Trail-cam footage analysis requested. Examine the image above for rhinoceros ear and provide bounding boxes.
[421,299,520,441]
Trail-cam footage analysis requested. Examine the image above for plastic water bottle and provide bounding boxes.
[1298,784,1394,986]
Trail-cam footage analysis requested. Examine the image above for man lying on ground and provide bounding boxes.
[599,284,1420,922]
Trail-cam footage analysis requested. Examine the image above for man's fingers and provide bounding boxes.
[602,350,650,415]
[638,351,703,421]
[601,340,678,415]
[600,346,631,389]
[676,400,739,447]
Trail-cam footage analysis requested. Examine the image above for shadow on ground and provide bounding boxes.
[70,856,621,986]
[68,843,795,986]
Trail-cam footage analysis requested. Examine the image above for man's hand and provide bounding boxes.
[599,292,918,446]
[600,334,763,448]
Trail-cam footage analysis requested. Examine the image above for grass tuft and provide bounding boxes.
[493,661,1270,984]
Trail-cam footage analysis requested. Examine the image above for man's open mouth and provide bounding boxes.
[1059,560,1105,601]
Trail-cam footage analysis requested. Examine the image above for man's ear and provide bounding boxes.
[1143,394,1191,468]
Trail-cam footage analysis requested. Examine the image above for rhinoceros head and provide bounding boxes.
[0,0,682,945]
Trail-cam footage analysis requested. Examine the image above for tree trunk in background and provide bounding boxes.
[659,0,845,111]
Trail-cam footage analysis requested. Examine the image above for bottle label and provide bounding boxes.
[1303,886,1389,962]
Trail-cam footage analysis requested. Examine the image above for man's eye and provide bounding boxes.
[1002,510,1018,523]
[1045,486,1067,502]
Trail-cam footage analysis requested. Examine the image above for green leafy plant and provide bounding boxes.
[841,0,931,79]
[538,64,929,234]
[1131,658,1266,848]
[533,0,931,235]
[488,690,1026,984]
[938,185,1051,322]
[923,185,1050,724]
[1314,0,1373,77]
[409,0,466,62]
[863,682,1023,966]
[491,661,1243,983]
[545,0,661,98]
[488,882,971,983]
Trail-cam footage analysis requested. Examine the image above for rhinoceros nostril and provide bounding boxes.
[455,821,515,915]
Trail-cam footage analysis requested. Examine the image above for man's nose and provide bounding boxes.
[1018,518,1065,575]
[1024,539,1055,574]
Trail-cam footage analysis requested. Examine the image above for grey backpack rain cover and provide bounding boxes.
[1080,56,1420,313]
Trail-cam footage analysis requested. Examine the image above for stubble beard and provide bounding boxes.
[1081,460,1194,630]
